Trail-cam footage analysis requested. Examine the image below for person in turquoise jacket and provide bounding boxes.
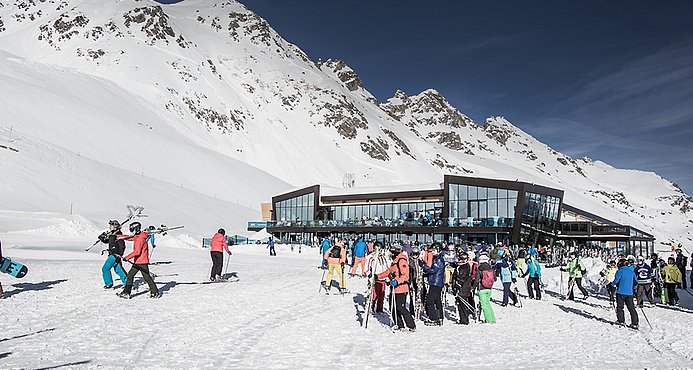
[524,255,542,299]
[611,259,639,329]
[320,238,331,269]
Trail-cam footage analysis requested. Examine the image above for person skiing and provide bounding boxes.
[350,238,368,277]
[599,260,618,305]
[421,248,445,326]
[675,248,687,289]
[98,220,128,289]
[561,251,589,300]
[476,254,496,323]
[452,251,475,324]
[634,255,655,308]
[611,258,639,329]
[377,244,416,332]
[146,225,156,259]
[523,249,542,300]
[663,256,682,305]
[267,237,276,256]
[494,249,518,306]
[323,241,347,294]
[320,237,331,269]
[117,222,160,299]
[209,228,231,282]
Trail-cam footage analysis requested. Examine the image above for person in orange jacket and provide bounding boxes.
[117,222,160,299]
[323,241,347,293]
[377,244,416,332]
[210,228,232,282]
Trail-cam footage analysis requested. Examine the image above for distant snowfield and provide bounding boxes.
[1,233,692,369]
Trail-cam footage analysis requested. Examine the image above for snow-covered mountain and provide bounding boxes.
[0,0,691,247]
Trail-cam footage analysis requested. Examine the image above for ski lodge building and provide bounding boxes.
[253,175,654,258]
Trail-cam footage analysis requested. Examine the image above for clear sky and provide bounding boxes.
[158,0,693,195]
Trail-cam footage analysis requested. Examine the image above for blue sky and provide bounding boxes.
[158,1,693,195]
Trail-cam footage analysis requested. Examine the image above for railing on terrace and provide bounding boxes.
[270,217,515,229]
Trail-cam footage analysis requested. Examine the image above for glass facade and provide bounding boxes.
[274,192,315,224]
[448,184,517,228]
[331,201,443,226]
[521,192,561,233]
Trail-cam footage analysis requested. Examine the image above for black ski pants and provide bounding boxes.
[392,292,416,329]
[680,267,687,289]
[607,285,616,303]
[269,246,276,256]
[455,295,474,324]
[426,285,444,322]
[122,264,158,295]
[527,276,541,299]
[502,282,517,305]
[636,284,655,307]
[616,293,638,326]
[568,277,588,300]
[665,283,679,305]
[210,251,223,280]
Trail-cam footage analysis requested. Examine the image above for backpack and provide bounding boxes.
[480,268,495,289]
[329,246,342,259]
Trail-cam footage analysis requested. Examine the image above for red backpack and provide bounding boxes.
[480,268,495,289]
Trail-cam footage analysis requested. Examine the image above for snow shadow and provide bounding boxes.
[5,279,67,298]
[35,360,92,369]
[352,293,366,325]
[354,293,396,328]
[655,304,693,315]
[553,303,615,325]
[0,327,56,343]
[222,272,239,280]
[0,352,10,359]
[150,261,173,266]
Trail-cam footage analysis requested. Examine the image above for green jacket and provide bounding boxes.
[567,258,586,278]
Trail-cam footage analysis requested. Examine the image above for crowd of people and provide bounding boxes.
[317,237,692,332]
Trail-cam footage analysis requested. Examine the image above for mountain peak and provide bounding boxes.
[381,88,475,129]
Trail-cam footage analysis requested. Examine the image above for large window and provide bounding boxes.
[521,191,561,234]
[448,184,517,227]
[275,192,315,224]
[329,201,443,226]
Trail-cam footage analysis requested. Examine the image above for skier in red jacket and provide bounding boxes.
[377,244,416,332]
[117,222,160,299]
[210,228,232,282]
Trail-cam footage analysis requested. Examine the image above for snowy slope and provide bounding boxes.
[0,0,691,248]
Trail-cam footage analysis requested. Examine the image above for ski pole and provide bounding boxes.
[319,266,327,293]
[640,307,653,330]
[224,253,231,276]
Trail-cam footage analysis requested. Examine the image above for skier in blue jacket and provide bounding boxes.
[350,238,369,277]
[421,253,446,325]
[494,250,518,306]
[611,259,639,329]
[524,254,542,300]
[320,238,331,268]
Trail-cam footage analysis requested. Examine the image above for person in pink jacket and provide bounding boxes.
[117,222,160,299]
[210,228,232,282]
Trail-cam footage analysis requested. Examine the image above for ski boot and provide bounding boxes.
[628,324,639,330]
[116,291,131,299]
[150,292,161,299]
[339,288,349,294]
[104,285,113,289]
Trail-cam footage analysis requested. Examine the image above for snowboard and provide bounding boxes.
[1,256,28,278]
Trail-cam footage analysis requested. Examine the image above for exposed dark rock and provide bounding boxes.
[84,26,103,41]
[430,154,473,174]
[0,18,4,32]
[483,117,517,146]
[426,131,473,153]
[589,190,631,209]
[123,6,176,46]
[360,138,390,161]
[318,59,364,92]
[316,93,368,139]
[76,48,105,61]
[382,128,415,159]
[38,12,90,49]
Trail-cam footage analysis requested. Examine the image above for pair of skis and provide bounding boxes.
[86,205,145,251]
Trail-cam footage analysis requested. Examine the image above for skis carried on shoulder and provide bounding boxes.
[86,205,145,251]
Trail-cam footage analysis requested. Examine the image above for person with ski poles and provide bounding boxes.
[452,251,475,324]
[350,238,368,277]
[476,254,496,323]
[322,241,347,294]
[523,248,542,300]
[634,256,656,308]
[493,249,518,306]
[369,242,389,313]
[117,222,160,299]
[421,247,446,326]
[267,237,276,256]
[320,237,331,269]
[98,220,128,289]
[209,228,231,282]
[611,258,639,329]
[377,244,416,332]
[663,256,682,305]
[561,251,589,300]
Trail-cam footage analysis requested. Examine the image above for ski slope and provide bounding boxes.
[1,234,692,369]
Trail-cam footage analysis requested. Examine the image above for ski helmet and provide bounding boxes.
[108,220,121,230]
[389,243,403,255]
[129,221,142,233]
[459,251,469,260]
[218,228,226,236]
[617,258,627,268]
[411,246,421,257]
[148,225,156,231]
[467,250,476,261]
[431,242,442,253]
[373,241,383,250]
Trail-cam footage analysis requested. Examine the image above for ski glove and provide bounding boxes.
[512,278,517,283]
[390,280,398,287]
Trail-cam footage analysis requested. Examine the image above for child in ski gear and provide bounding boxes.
[377,244,416,331]
[611,259,639,329]
[561,252,589,300]
[523,252,542,300]
[452,251,475,324]
[634,256,655,307]
[663,257,682,305]
[599,261,618,304]
[350,238,368,277]
[117,222,159,298]
[476,254,496,323]
[323,241,347,293]
[210,228,231,282]
[493,250,518,306]
[421,250,446,325]
[99,220,128,289]
[268,237,276,256]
